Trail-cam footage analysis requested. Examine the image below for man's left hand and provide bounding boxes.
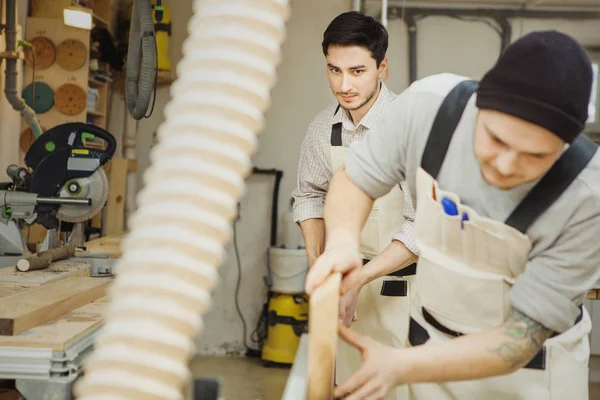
[333,325,405,400]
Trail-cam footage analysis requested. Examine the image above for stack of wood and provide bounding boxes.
[0,257,112,349]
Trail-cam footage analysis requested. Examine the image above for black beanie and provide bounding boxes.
[476,30,593,143]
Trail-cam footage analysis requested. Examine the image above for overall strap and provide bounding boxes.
[505,134,598,233]
[421,80,479,179]
[331,104,343,146]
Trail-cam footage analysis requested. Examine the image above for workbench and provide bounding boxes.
[0,256,115,400]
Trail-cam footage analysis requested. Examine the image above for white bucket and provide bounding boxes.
[268,246,308,294]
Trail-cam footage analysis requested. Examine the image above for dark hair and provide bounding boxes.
[322,11,388,67]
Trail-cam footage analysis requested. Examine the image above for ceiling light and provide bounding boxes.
[63,1,92,30]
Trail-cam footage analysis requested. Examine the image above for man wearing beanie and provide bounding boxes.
[304,30,599,400]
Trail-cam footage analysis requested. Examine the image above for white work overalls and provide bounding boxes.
[408,80,595,399]
[330,106,413,400]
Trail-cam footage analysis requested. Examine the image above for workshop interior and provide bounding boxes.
[0,0,597,399]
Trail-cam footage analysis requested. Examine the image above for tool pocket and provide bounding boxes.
[546,309,591,400]
[416,246,511,332]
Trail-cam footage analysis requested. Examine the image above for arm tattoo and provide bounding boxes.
[488,308,553,370]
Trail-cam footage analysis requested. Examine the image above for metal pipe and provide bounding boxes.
[388,6,600,20]
[405,13,417,84]
[496,16,512,54]
[36,197,91,206]
[3,0,43,139]
[352,0,361,12]
[381,0,388,27]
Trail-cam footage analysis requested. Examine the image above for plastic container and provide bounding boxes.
[268,246,308,294]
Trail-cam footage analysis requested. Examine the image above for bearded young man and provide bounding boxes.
[291,11,418,400]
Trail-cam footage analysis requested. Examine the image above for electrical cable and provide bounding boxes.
[232,216,262,356]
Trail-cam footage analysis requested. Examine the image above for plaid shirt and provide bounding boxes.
[291,83,418,254]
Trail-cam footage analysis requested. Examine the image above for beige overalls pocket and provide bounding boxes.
[416,245,511,332]
[545,307,592,400]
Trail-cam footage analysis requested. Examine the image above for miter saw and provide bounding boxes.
[0,122,115,256]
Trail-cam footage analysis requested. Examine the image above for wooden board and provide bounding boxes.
[0,277,111,335]
[0,286,32,301]
[0,297,108,351]
[0,261,90,287]
[307,273,341,400]
[105,158,129,237]
[83,236,123,258]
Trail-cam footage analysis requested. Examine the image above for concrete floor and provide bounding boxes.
[190,356,600,400]
[190,356,289,400]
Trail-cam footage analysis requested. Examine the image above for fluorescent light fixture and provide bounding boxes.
[63,4,92,30]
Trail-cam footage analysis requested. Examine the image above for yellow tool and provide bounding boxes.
[123,0,172,71]
[261,293,308,365]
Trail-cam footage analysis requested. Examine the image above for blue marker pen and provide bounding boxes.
[441,197,459,216]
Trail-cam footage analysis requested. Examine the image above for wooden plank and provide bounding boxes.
[0,277,111,336]
[307,273,341,400]
[83,236,122,258]
[0,286,31,301]
[105,158,129,237]
[0,261,90,287]
[0,297,108,351]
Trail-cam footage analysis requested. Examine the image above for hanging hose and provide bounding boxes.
[126,0,156,120]
[3,0,43,138]
[73,0,290,399]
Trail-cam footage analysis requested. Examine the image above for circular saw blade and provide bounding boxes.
[56,168,109,223]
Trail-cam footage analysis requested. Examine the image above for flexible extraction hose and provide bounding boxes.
[73,0,290,399]
[126,0,156,120]
[3,0,43,138]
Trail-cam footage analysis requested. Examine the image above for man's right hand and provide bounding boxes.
[305,243,363,295]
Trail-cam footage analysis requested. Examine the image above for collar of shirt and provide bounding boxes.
[332,82,395,133]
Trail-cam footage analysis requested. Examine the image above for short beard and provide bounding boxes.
[340,80,380,112]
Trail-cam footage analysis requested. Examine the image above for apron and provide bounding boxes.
[329,106,413,400]
[408,80,597,400]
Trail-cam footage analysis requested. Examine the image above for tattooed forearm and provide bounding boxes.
[487,308,553,370]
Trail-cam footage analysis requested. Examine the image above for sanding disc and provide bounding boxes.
[24,36,56,70]
[22,82,54,114]
[19,126,46,153]
[54,83,87,116]
[56,39,88,71]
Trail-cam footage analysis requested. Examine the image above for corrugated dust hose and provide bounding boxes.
[74,0,291,398]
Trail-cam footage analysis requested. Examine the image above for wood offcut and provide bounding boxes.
[16,244,76,272]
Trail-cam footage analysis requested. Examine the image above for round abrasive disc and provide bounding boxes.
[22,82,54,114]
[54,83,87,116]
[56,39,88,71]
[20,126,47,153]
[24,36,56,70]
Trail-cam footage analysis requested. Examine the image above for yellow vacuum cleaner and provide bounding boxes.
[261,292,308,365]
[122,0,172,71]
